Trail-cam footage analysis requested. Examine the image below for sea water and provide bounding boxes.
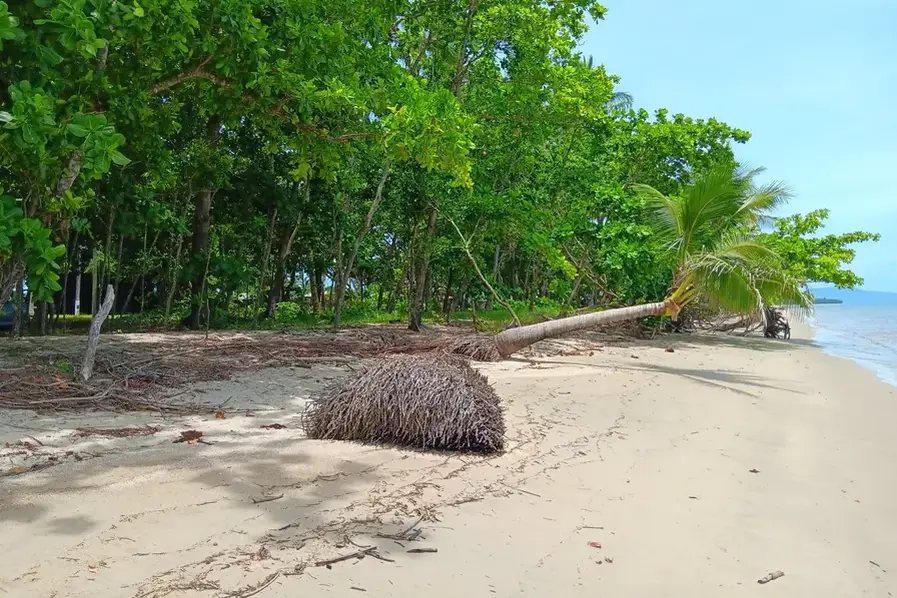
[811,299,897,388]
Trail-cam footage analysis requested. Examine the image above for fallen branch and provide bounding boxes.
[315,545,394,568]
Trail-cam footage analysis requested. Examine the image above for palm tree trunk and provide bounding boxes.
[491,301,669,358]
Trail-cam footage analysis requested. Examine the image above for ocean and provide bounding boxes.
[810,289,897,388]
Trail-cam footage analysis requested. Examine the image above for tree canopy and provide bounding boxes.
[0,0,880,334]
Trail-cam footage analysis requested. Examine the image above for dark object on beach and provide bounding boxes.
[303,354,505,453]
[172,430,209,445]
[758,570,784,584]
[763,307,791,339]
[749,468,760,473]
[665,347,675,353]
[261,423,287,430]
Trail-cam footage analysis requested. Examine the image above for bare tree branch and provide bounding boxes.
[446,215,521,328]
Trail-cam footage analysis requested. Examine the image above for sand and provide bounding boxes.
[2,326,897,597]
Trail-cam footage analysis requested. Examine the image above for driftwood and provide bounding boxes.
[80,285,115,381]
[762,306,790,340]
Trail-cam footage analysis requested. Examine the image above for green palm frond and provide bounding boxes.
[736,180,793,226]
[751,269,814,315]
[685,257,760,314]
[629,182,681,245]
[677,166,745,250]
[604,91,633,111]
[711,233,782,268]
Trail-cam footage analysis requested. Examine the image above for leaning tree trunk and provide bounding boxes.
[80,285,115,382]
[485,300,671,359]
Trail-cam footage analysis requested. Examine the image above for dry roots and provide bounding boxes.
[302,354,505,453]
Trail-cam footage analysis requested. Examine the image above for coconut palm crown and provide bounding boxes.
[630,164,813,318]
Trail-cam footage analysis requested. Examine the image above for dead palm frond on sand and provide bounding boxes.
[303,354,505,452]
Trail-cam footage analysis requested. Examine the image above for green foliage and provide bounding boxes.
[274,301,303,324]
[0,190,65,301]
[759,210,880,289]
[0,0,878,334]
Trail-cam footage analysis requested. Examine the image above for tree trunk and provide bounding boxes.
[164,234,184,321]
[80,285,115,382]
[408,203,437,331]
[99,204,115,305]
[267,210,303,320]
[562,274,583,314]
[309,260,320,314]
[0,258,24,312]
[492,301,670,358]
[186,118,222,329]
[140,224,148,313]
[112,234,124,317]
[73,269,82,315]
[528,263,540,312]
[441,266,454,317]
[91,249,99,314]
[12,277,24,336]
[267,261,285,319]
[333,164,390,327]
[187,187,213,329]
[256,206,278,319]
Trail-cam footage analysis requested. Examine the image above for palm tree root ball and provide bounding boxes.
[302,354,505,453]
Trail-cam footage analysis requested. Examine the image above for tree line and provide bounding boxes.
[0,0,878,335]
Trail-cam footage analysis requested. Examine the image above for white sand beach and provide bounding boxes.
[2,326,897,597]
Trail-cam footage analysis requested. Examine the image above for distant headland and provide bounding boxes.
[813,297,843,305]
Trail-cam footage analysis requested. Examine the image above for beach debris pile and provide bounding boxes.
[303,354,505,452]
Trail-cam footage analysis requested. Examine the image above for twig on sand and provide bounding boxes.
[223,571,281,598]
[407,548,438,554]
[757,570,784,584]
[375,515,424,542]
[315,545,394,568]
[499,481,541,498]
[447,496,483,506]
[251,493,284,505]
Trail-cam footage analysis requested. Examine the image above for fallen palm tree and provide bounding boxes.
[446,166,811,360]
[303,354,505,452]
[303,166,812,452]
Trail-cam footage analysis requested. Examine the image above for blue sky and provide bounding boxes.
[581,0,896,292]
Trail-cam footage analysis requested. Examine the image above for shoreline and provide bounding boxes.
[807,312,897,389]
[2,329,897,596]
